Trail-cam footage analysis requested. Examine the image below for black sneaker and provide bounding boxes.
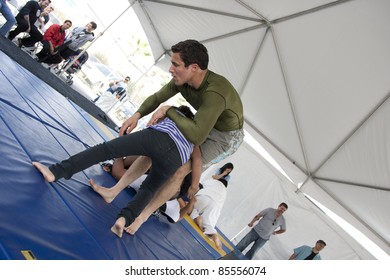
[17,38,23,48]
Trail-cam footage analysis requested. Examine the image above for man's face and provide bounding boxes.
[62,22,72,31]
[40,0,51,9]
[315,242,326,251]
[169,52,194,86]
[85,23,95,32]
[277,205,287,215]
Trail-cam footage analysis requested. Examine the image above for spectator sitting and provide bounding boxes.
[36,20,73,64]
[36,21,98,66]
[107,76,130,98]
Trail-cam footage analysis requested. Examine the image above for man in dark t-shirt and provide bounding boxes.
[8,0,51,47]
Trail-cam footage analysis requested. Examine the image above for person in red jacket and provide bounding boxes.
[36,20,72,63]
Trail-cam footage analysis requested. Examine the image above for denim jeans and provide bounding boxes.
[236,229,268,259]
[0,0,16,37]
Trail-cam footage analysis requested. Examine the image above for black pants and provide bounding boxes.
[8,18,42,47]
[58,47,76,60]
[37,41,74,64]
[49,129,184,226]
[36,40,53,62]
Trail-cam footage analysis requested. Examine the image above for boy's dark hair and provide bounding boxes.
[219,162,234,175]
[175,105,194,119]
[171,39,209,70]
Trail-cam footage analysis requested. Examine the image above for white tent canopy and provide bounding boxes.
[129,0,390,259]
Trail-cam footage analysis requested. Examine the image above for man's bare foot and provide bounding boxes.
[210,234,222,250]
[32,162,55,182]
[124,216,146,235]
[89,179,116,203]
[111,217,126,238]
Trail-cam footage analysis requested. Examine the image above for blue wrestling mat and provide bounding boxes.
[0,50,244,260]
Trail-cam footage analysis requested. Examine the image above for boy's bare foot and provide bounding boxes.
[124,216,146,235]
[89,179,116,203]
[111,217,126,238]
[32,162,55,182]
[194,216,204,232]
[210,234,222,250]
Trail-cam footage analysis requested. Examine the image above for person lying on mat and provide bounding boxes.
[32,106,198,238]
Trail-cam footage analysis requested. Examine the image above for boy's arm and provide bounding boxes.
[187,145,201,197]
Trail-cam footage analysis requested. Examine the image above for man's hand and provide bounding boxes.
[187,184,199,198]
[146,105,171,126]
[119,112,141,136]
[188,194,197,206]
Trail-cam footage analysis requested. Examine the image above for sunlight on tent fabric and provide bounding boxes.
[244,130,293,184]
[306,195,390,260]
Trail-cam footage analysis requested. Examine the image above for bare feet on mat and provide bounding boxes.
[89,179,115,203]
[111,217,126,238]
[125,217,145,235]
[32,162,55,182]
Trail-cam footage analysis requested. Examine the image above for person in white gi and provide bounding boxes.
[189,177,228,250]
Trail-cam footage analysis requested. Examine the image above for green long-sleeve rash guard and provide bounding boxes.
[137,70,244,146]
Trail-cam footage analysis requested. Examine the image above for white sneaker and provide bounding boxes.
[21,45,36,55]
[41,63,51,69]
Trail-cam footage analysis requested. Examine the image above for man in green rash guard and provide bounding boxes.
[92,39,244,234]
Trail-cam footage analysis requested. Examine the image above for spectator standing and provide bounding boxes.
[0,0,17,37]
[289,240,327,260]
[236,202,288,259]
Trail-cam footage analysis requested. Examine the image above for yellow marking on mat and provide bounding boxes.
[183,215,226,257]
[220,235,234,251]
[21,250,37,260]
[90,115,117,140]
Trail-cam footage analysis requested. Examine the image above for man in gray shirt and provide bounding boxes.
[236,202,288,259]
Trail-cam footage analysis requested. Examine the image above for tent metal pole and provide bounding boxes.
[271,0,354,25]
[236,27,269,97]
[269,23,311,175]
[201,23,266,45]
[311,91,390,177]
[245,120,308,177]
[313,176,390,193]
[230,226,248,242]
[145,0,262,23]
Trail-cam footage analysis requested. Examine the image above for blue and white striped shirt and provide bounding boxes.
[150,118,194,165]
